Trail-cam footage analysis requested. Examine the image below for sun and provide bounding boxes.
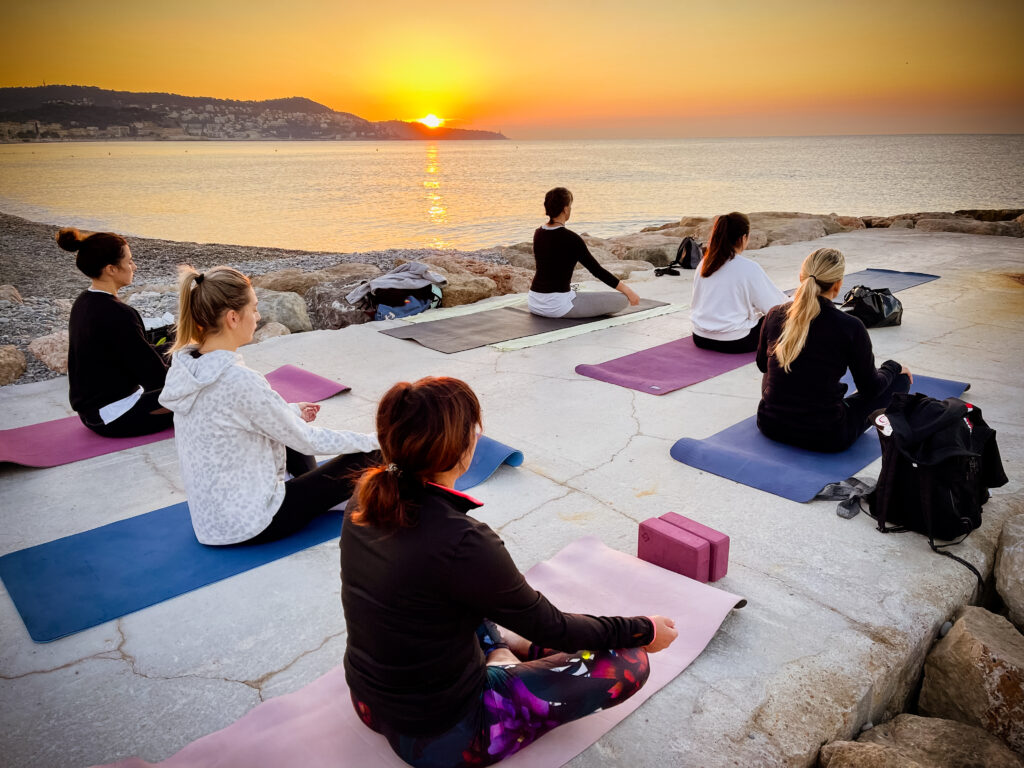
[418,114,444,129]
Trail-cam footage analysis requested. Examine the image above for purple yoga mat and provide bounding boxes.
[97,537,744,768]
[0,365,349,468]
[575,336,756,395]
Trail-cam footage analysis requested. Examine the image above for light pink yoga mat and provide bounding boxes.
[97,537,744,768]
[0,365,349,468]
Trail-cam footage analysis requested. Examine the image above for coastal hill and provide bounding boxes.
[0,85,507,142]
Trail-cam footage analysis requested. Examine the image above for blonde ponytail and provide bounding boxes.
[171,265,252,353]
[773,248,845,372]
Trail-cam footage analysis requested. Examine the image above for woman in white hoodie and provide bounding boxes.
[160,265,379,546]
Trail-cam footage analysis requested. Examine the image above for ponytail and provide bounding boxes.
[772,248,846,372]
[351,378,481,531]
[171,265,251,353]
[700,212,749,278]
[56,227,128,278]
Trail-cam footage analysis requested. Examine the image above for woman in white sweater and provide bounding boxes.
[160,265,379,545]
[690,212,787,353]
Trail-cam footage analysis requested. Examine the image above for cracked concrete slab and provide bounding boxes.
[0,228,1022,768]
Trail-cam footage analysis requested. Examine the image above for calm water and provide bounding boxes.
[1,136,1022,252]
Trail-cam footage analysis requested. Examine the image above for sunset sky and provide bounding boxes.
[2,0,1023,138]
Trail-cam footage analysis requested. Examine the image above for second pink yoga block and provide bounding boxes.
[660,512,730,581]
[638,518,710,582]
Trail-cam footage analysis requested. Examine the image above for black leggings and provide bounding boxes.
[79,389,174,438]
[692,317,763,354]
[758,373,912,453]
[245,448,382,544]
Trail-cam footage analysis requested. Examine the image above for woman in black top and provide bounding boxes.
[756,247,912,452]
[341,377,677,767]
[528,187,641,318]
[59,228,173,438]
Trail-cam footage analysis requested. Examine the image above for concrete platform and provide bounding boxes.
[1,228,1021,767]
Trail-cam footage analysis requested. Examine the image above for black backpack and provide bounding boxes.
[655,236,704,276]
[866,393,1007,585]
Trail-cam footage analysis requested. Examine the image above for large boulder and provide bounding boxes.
[440,273,497,307]
[407,255,528,296]
[250,322,290,344]
[996,515,1024,631]
[846,714,1022,767]
[819,741,926,767]
[570,260,654,284]
[125,290,180,318]
[954,208,1024,222]
[0,345,27,385]
[28,330,69,374]
[0,284,24,303]
[746,212,845,246]
[252,263,381,296]
[499,243,536,270]
[305,280,371,330]
[607,233,681,264]
[918,606,1024,753]
[915,218,1023,237]
[254,288,312,332]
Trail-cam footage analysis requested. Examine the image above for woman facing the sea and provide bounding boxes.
[528,187,641,318]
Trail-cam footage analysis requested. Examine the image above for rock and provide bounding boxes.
[855,714,1024,768]
[819,741,925,767]
[121,283,177,299]
[889,219,915,229]
[250,322,290,344]
[747,212,844,247]
[499,246,535,270]
[623,244,676,267]
[571,260,654,283]
[0,284,24,303]
[125,290,180,318]
[305,281,371,330]
[254,288,312,332]
[918,606,1024,752]
[408,254,528,296]
[836,216,867,230]
[607,233,683,263]
[0,345,27,385]
[954,209,1024,222]
[440,273,498,307]
[28,330,69,374]
[996,515,1024,630]
[252,263,381,296]
[915,218,1023,237]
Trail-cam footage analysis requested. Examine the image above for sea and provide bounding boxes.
[1,135,1022,253]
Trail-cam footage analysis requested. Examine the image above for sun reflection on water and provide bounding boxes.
[423,144,450,248]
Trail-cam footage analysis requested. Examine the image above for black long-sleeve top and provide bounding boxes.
[756,297,901,431]
[340,483,654,736]
[68,290,168,415]
[530,226,620,293]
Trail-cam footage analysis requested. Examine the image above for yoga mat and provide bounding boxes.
[669,374,969,502]
[97,537,744,768]
[379,298,669,354]
[0,365,350,468]
[784,268,940,302]
[575,336,756,395]
[0,434,523,643]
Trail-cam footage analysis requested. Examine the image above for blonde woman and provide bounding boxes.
[756,248,912,452]
[159,266,379,545]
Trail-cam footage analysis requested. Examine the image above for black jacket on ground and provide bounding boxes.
[68,290,168,415]
[340,483,654,736]
[757,297,900,435]
[530,226,620,293]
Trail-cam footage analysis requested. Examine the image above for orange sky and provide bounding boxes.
[2,0,1022,138]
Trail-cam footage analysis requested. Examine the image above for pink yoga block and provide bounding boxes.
[660,512,730,581]
[637,518,710,582]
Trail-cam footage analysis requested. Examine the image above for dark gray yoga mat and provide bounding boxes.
[785,268,940,302]
[379,299,669,354]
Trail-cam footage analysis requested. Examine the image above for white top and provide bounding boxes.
[690,254,788,341]
[527,289,575,318]
[159,348,379,545]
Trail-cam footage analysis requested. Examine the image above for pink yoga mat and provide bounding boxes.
[97,537,744,768]
[0,365,349,468]
[575,336,755,395]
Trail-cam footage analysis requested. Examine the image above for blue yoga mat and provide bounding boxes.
[785,268,940,302]
[0,435,524,643]
[669,375,969,502]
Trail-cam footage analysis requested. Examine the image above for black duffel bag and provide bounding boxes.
[841,285,902,327]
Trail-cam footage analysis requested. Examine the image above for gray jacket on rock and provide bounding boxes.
[346,262,447,309]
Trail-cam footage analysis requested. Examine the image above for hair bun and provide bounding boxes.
[55,227,84,252]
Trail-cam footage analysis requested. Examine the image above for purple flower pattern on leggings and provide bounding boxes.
[483,676,562,757]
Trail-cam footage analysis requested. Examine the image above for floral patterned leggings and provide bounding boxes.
[352,629,651,768]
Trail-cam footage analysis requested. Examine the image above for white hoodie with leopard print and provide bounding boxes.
[160,347,379,545]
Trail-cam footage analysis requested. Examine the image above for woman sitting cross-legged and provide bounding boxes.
[528,186,641,318]
[341,376,678,768]
[159,265,379,545]
[757,247,912,453]
[690,212,787,353]
[60,227,174,438]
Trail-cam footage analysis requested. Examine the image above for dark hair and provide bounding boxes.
[350,377,482,531]
[56,227,129,279]
[700,212,750,278]
[171,264,252,353]
[543,187,573,220]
